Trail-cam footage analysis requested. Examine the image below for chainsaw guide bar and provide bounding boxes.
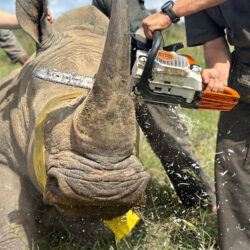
[33,68,95,89]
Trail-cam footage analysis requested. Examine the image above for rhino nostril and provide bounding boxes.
[47,175,61,194]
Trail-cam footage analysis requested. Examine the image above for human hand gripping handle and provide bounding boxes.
[201,68,227,93]
[142,0,181,40]
[142,12,172,40]
[199,68,239,111]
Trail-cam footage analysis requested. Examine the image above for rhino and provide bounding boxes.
[0,0,216,248]
[0,0,152,248]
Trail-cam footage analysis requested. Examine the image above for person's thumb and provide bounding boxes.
[201,69,210,84]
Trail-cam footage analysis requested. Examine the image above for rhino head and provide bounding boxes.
[16,0,150,219]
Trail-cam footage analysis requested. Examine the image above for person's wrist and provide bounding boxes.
[159,12,172,28]
[161,1,180,24]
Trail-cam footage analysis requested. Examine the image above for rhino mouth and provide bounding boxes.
[44,151,150,219]
[48,203,131,220]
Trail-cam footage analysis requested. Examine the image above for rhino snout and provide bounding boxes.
[44,153,150,219]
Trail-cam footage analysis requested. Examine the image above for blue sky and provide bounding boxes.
[0,0,167,18]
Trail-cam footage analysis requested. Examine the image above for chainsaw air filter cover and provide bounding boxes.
[132,49,202,104]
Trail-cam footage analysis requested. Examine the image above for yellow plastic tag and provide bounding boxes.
[104,210,140,241]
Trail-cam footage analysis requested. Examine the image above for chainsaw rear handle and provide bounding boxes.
[201,87,240,104]
[137,30,162,90]
[198,87,240,111]
[222,87,240,99]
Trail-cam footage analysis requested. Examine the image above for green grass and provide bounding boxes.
[1,27,219,249]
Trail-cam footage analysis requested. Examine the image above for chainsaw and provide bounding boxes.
[130,30,239,111]
[34,31,239,111]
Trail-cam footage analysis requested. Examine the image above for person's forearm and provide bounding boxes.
[173,0,226,18]
[201,37,231,92]
[0,10,20,29]
[204,37,231,81]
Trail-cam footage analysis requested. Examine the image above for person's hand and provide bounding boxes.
[142,12,171,40]
[47,10,53,24]
[18,55,30,65]
[201,68,227,93]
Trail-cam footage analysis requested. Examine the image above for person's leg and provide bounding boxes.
[92,0,148,31]
[215,101,250,250]
[0,30,29,64]
[136,103,215,208]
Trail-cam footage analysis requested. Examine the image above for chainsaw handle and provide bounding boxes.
[137,31,162,89]
[203,87,240,100]
[199,86,240,111]
[223,87,240,98]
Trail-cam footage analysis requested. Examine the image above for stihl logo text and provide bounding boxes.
[157,51,175,61]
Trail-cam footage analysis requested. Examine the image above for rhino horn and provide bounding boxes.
[93,0,131,92]
[73,0,136,158]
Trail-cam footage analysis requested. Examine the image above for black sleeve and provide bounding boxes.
[185,10,225,47]
[92,0,112,18]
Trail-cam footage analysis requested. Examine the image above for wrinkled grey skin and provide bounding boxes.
[0,0,151,248]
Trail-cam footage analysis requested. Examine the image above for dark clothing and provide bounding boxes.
[92,0,149,32]
[185,1,250,248]
[215,59,250,249]
[185,1,250,64]
[0,29,27,63]
[92,0,215,209]
[216,104,250,249]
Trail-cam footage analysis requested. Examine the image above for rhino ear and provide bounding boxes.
[16,0,53,45]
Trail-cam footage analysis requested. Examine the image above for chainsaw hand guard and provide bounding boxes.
[199,87,240,111]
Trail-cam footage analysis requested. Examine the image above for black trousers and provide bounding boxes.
[216,58,250,249]
[92,0,215,208]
